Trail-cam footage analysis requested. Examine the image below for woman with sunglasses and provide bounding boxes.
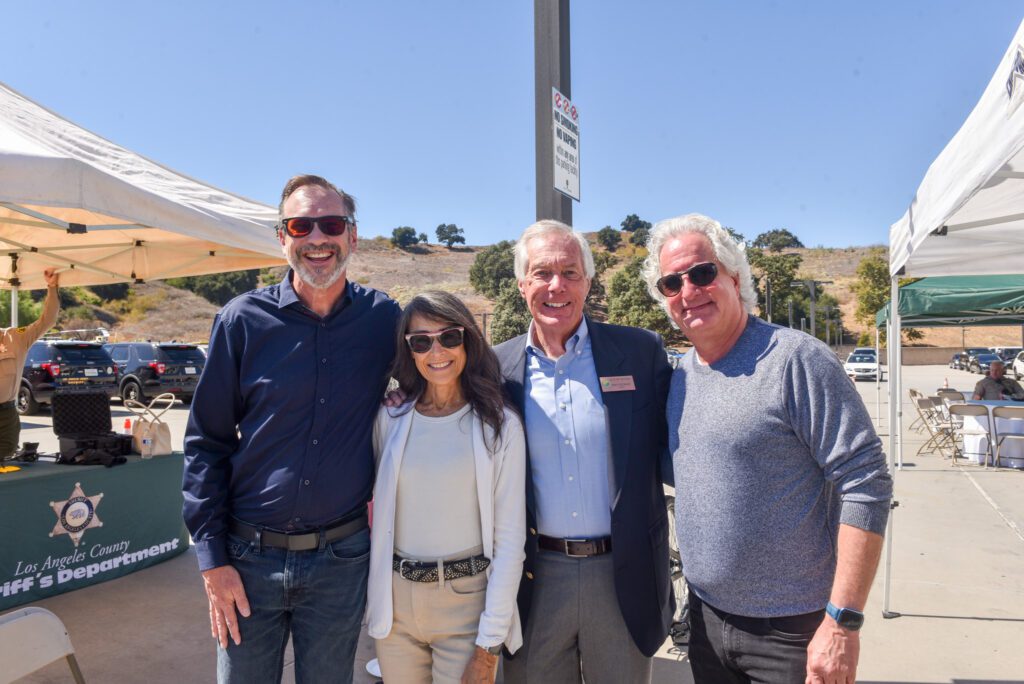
[366,290,526,684]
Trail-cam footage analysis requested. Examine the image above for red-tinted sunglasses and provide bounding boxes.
[280,215,355,238]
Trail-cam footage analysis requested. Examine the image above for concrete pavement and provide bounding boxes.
[9,366,1024,683]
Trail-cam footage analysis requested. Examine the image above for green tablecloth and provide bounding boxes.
[0,453,189,610]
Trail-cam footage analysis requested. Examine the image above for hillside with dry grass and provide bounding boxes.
[75,236,1021,349]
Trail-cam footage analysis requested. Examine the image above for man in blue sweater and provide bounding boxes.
[643,214,892,683]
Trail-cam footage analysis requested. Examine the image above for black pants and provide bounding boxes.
[687,593,824,684]
[0,403,19,459]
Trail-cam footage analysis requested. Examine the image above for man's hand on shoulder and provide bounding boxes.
[202,565,251,649]
[805,618,859,684]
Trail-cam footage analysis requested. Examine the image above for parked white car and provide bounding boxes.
[1013,350,1024,380]
[844,353,883,382]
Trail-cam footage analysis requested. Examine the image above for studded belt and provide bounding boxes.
[392,554,490,583]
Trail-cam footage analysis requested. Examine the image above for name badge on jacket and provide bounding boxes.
[599,375,636,392]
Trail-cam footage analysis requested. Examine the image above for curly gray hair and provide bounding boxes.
[513,220,595,280]
[641,213,757,314]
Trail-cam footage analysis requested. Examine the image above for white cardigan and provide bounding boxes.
[366,402,526,652]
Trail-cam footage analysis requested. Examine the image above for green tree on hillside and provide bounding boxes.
[596,226,622,251]
[723,226,746,244]
[851,252,922,344]
[489,280,531,344]
[630,226,650,247]
[620,214,651,233]
[166,270,260,306]
[606,257,673,337]
[391,227,419,249]
[588,251,618,309]
[435,223,466,248]
[752,228,804,252]
[469,240,515,299]
[0,292,43,329]
[748,248,802,326]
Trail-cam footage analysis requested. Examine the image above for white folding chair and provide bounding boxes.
[992,405,1024,469]
[0,607,86,683]
[947,403,994,467]
[937,389,965,402]
[915,398,955,459]
[908,389,927,432]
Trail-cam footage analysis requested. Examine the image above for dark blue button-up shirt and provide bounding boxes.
[183,273,400,570]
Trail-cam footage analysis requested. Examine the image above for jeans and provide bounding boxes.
[216,527,370,684]
[687,593,824,684]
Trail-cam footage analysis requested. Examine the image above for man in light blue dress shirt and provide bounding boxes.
[495,220,674,684]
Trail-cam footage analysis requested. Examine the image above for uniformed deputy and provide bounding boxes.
[0,268,60,458]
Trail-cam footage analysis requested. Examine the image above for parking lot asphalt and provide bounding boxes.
[8,364,1024,683]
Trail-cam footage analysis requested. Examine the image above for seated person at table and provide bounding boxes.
[973,360,1024,401]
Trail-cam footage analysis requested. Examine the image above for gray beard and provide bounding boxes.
[288,248,351,290]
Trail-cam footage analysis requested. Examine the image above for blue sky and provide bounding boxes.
[3,1,1021,248]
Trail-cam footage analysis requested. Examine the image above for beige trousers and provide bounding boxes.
[375,569,489,684]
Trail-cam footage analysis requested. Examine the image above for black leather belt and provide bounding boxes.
[230,512,368,552]
[538,534,612,557]
[0,400,14,410]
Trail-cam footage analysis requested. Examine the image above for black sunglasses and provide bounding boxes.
[280,215,355,238]
[404,326,465,354]
[655,262,718,297]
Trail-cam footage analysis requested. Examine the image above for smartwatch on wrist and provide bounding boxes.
[825,602,865,631]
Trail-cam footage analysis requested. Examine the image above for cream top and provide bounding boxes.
[394,404,482,560]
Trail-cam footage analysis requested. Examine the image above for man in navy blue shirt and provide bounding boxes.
[183,174,401,684]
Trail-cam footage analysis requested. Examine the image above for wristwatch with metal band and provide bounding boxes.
[483,644,503,656]
[826,602,865,631]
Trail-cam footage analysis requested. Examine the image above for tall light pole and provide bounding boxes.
[799,279,833,340]
[535,0,572,224]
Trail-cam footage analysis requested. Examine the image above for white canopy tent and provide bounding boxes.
[0,81,284,322]
[883,18,1024,617]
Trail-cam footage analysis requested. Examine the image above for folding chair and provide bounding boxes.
[915,398,955,459]
[947,403,993,467]
[908,389,927,432]
[0,607,86,683]
[937,389,966,402]
[992,405,1024,469]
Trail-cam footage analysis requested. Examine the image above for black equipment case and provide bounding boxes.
[52,392,133,457]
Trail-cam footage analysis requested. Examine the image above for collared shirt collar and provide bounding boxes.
[525,316,589,360]
[277,269,353,314]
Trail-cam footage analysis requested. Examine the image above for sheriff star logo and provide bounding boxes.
[50,482,103,547]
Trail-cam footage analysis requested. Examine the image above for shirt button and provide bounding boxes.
[304,480,310,485]
[571,511,578,518]
[312,439,318,445]
[568,475,574,481]
[320,398,325,404]
[559,403,567,410]
[558,370,565,375]
[321,358,327,364]
[294,517,301,522]
[564,439,570,445]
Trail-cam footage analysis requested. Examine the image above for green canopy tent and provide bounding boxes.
[875,275,1024,328]
[869,275,1024,451]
